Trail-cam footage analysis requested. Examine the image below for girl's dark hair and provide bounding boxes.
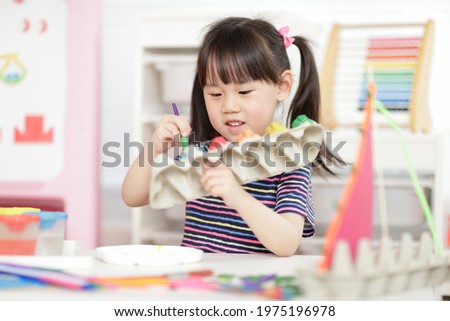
[190,17,343,173]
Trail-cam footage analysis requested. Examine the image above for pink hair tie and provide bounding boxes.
[278,26,295,48]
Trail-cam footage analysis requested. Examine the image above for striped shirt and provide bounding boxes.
[180,143,316,253]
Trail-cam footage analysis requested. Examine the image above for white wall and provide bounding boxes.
[101,0,450,234]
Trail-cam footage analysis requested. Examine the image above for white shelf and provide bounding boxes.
[312,173,435,188]
[143,53,197,66]
[312,129,448,248]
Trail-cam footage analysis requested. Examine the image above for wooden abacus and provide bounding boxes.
[320,21,434,132]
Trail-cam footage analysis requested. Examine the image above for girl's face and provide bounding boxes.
[203,72,293,142]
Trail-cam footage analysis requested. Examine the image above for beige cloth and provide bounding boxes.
[149,123,324,209]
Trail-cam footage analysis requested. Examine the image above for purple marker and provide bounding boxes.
[172,102,179,116]
[241,274,277,291]
[171,103,189,151]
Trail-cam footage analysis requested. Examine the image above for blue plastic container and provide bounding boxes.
[23,211,68,255]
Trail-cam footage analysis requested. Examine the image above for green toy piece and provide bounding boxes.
[180,136,189,148]
[292,114,315,128]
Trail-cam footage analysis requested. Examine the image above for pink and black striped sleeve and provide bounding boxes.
[273,165,316,237]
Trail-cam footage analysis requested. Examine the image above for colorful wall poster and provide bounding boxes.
[0,0,66,181]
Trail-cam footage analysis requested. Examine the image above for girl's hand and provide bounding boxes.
[151,115,191,156]
[200,162,247,208]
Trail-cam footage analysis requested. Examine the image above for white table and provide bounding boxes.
[0,253,320,301]
[0,248,445,301]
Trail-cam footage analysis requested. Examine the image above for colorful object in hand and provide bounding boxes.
[264,122,287,135]
[171,102,179,116]
[209,136,228,151]
[180,136,189,148]
[172,102,189,157]
[292,115,315,128]
[237,129,256,141]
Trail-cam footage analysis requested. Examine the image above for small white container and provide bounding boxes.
[24,211,68,256]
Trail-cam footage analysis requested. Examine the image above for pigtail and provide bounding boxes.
[287,36,320,124]
[288,37,345,174]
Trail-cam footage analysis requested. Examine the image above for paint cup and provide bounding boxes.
[0,215,40,255]
[0,207,41,215]
[23,211,68,256]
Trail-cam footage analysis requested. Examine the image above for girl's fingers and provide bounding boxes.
[200,164,230,189]
[153,127,174,144]
[202,176,223,196]
[161,115,191,137]
[202,160,223,174]
[154,116,189,143]
[172,116,192,137]
[151,114,192,155]
[164,122,181,138]
[201,163,223,182]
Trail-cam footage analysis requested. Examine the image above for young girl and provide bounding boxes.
[122,17,336,257]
